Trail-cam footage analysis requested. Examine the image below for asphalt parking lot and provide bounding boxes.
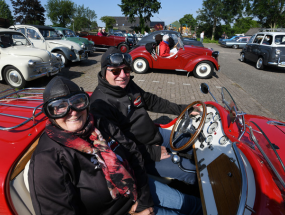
[0,44,283,123]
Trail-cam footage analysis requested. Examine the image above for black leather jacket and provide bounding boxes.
[90,73,186,161]
[28,117,153,215]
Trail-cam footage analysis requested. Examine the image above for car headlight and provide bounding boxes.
[28,60,36,68]
[276,49,281,55]
[81,43,85,49]
[212,51,219,58]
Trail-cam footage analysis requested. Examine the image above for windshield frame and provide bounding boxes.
[39,29,61,40]
[0,32,32,48]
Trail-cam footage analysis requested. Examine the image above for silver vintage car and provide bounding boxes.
[220,36,251,49]
[0,29,63,88]
[10,25,87,65]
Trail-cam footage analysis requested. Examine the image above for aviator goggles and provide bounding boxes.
[107,67,132,76]
[107,53,133,67]
[43,93,90,119]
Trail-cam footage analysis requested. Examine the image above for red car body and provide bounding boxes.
[129,40,220,79]
[1,87,285,215]
[82,34,132,53]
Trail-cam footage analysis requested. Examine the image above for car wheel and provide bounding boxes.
[256,57,264,70]
[193,61,214,79]
[118,44,129,53]
[233,45,238,49]
[132,58,149,74]
[54,51,69,66]
[240,53,246,62]
[3,66,26,89]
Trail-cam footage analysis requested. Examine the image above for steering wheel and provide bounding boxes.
[15,41,24,45]
[170,101,206,151]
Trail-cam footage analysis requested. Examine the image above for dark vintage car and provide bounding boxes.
[82,32,133,53]
[133,30,204,48]
[220,36,251,49]
[129,37,219,79]
[240,32,285,70]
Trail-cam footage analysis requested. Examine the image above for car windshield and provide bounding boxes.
[275,35,285,45]
[39,29,61,40]
[0,32,31,48]
[62,29,76,37]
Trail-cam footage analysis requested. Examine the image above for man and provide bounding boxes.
[102,27,108,36]
[200,31,204,43]
[90,47,197,184]
[221,32,226,39]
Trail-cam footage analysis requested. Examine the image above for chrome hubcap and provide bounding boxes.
[199,66,208,74]
[137,62,143,68]
[257,59,262,68]
[9,71,19,83]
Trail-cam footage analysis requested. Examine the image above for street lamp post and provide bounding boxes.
[71,18,74,32]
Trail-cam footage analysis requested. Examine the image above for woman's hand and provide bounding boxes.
[129,202,155,215]
[159,146,171,160]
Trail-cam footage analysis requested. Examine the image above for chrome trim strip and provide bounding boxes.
[232,142,248,215]
[267,120,285,126]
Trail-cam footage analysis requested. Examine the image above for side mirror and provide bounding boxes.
[200,83,209,94]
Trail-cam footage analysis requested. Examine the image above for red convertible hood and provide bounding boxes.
[184,45,213,53]
[245,114,285,181]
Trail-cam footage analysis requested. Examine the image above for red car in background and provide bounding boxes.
[1,83,285,215]
[82,33,133,53]
[129,37,220,79]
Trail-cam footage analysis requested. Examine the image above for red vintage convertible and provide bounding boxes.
[1,83,285,215]
[129,38,220,79]
[82,33,133,53]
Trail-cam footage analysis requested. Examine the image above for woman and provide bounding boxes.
[28,76,202,215]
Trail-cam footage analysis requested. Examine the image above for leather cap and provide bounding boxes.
[43,76,82,104]
[100,47,121,77]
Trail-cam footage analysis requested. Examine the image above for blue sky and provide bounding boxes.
[5,0,203,27]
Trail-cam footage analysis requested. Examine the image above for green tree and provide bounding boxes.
[232,17,261,34]
[179,14,197,33]
[0,0,13,25]
[197,0,244,40]
[244,0,285,30]
[73,4,97,31]
[118,0,162,33]
[91,21,98,30]
[45,0,75,27]
[100,16,116,29]
[11,0,45,25]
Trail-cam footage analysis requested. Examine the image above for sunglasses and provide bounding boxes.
[107,53,132,67]
[44,93,89,119]
[107,67,132,75]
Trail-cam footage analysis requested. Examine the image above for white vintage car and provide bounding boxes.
[9,25,87,65]
[0,29,64,88]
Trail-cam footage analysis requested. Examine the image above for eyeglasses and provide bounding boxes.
[44,93,89,119]
[107,67,132,76]
[107,53,132,67]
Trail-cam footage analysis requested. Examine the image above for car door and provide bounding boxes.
[244,35,255,60]
[239,38,248,48]
[26,28,46,50]
[251,34,264,62]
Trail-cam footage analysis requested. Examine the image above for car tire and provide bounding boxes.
[54,51,69,66]
[3,66,26,89]
[118,44,129,53]
[132,58,149,74]
[240,52,246,62]
[233,45,238,49]
[256,57,264,70]
[193,61,214,79]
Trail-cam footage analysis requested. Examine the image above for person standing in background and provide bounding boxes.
[200,31,204,43]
